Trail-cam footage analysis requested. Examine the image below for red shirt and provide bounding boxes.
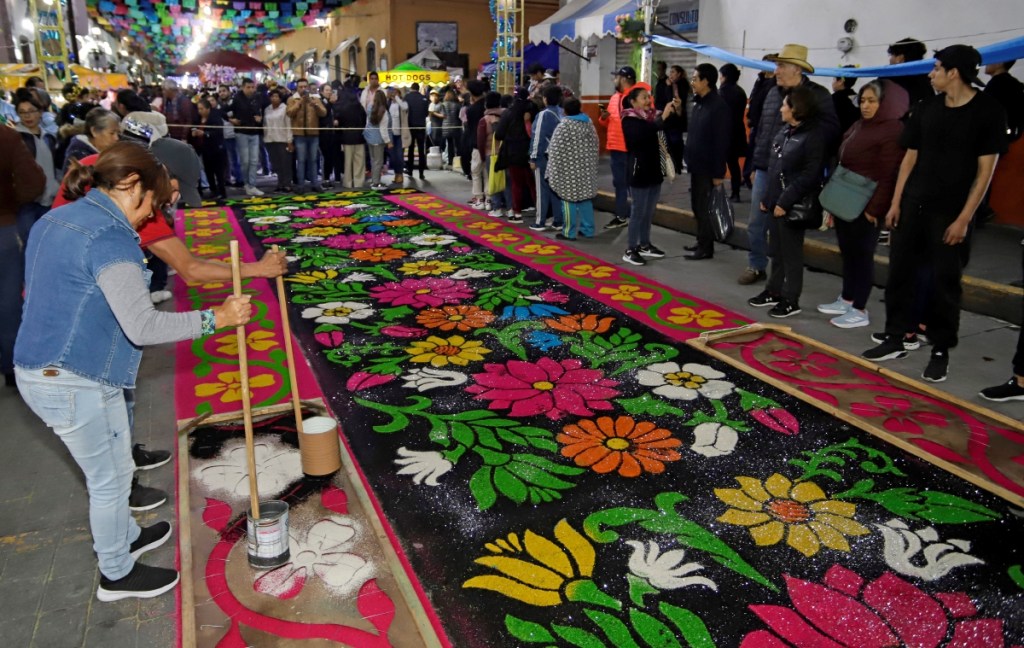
[52,153,176,248]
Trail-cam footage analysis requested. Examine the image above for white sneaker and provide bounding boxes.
[484,201,492,211]
[817,296,852,315]
[244,185,264,196]
[150,290,173,304]
[831,308,870,329]
[487,209,505,218]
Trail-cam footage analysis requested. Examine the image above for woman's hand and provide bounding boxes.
[773,205,786,218]
[249,250,289,278]
[286,142,294,153]
[823,211,834,229]
[864,211,878,226]
[943,217,970,245]
[212,295,252,329]
[759,202,767,212]
[885,205,900,229]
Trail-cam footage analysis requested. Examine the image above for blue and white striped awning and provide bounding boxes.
[528,0,638,44]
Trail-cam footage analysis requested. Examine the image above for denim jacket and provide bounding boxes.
[15,188,147,388]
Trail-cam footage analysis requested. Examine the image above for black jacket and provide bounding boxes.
[494,99,533,167]
[832,88,860,136]
[228,92,264,133]
[404,91,429,128]
[684,89,730,178]
[752,77,838,171]
[718,81,748,157]
[462,97,486,151]
[622,113,664,187]
[984,72,1024,141]
[764,121,827,212]
[336,95,367,146]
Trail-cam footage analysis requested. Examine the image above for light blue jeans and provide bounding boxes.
[627,184,662,250]
[15,366,141,580]
[747,170,771,272]
[235,133,260,187]
[294,136,320,187]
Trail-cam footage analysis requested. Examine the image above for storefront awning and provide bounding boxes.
[331,35,359,58]
[529,0,635,44]
[290,48,317,71]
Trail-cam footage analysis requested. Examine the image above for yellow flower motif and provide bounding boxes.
[317,199,354,207]
[566,264,616,279]
[481,233,521,243]
[189,209,221,217]
[413,201,445,209]
[198,281,226,290]
[193,243,227,256]
[667,307,725,327]
[391,188,418,194]
[286,269,340,285]
[241,197,273,204]
[291,194,322,201]
[467,221,502,230]
[398,260,458,276]
[214,330,279,356]
[195,371,276,404]
[715,473,871,557]
[297,226,343,237]
[196,218,227,226]
[193,228,225,238]
[438,208,469,217]
[463,520,596,607]
[518,244,560,256]
[405,335,491,367]
[245,204,283,212]
[597,285,655,302]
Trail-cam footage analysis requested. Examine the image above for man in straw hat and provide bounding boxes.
[863,45,1007,383]
[738,43,838,286]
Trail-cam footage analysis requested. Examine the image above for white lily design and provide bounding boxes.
[411,249,439,258]
[636,362,735,401]
[626,540,718,591]
[411,234,458,246]
[341,272,376,284]
[450,268,492,279]
[400,367,468,392]
[290,236,325,243]
[394,447,454,486]
[876,519,984,581]
[690,423,738,457]
[250,215,291,224]
[301,301,375,325]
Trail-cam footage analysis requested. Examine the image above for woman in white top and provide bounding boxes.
[263,89,294,192]
[386,86,409,185]
[364,90,393,190]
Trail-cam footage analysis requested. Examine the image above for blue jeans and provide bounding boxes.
[294,136,320,187]
[15,366,141,580]
[224,138,242,183]
[16,201,50,253]
[236,133,260,187]
[0,225,22,374]
[535,167,562,227]
[389,136,405,176]
[628,184,661,250]
[610,151,630,219]
[747,170,770,272]
[561,200,595,239]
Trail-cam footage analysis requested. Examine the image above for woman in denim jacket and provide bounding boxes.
[14,142,252,603]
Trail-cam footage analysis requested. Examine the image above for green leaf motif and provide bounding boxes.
[505,615,556,643]
[608,343,680,377]
[552,623,607,648]
[790,437,907,483]
[585,609,641,648]
[629,609,682,648]
[658,603,716,648]
[616,394,687,419]
[470,466,498,510]
[836,481,1001,524]
[1009,565,1024,590]
[494,467,529,504]
[736,388,780,412]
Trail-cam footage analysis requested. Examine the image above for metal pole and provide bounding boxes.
[639,0,656,86]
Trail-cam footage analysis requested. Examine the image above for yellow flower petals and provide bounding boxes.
[815,512,871,537]
[714,488,764,512]
[808,520,852,552]
[735,476,772,503]
[718,509,771,527]
[749,521,785,546]
[764,473,794,499]
[790,481,827,503]
[462,575,563,607]
[523,530,574,578]
[474,556,564,590]
[553,520,595,578]
[786,524,821,557]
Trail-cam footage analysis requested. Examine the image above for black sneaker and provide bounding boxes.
[133,444,171,471]
[871,331,924,350]
[528,223,547,231]
[862,336,908,362]
[922,349,949,383]
[748,291,780,308]
[130,521,172,560]
[622,249,646,266]
[638,244,666,258]
[554,233,576,241]
[129,477,167,512]
[97,563,180,602]
[507,213,524,223]
[768,301,801,318]
[604,217,628,229]
[980,377,1024,402]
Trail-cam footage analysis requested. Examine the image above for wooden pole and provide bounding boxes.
[272,244,304,438]
[230,240,261,520]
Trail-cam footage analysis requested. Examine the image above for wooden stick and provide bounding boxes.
[230,240,261,520]
[272,244,304,438]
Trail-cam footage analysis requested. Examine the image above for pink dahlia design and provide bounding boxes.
[369,278,474,309]
[322,232,398,250]
[292,206,357,219]
[740,564,1019,648]
[467,358,620,420]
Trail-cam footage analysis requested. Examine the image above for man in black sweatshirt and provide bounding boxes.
[404,82,430,180]
[684,64,731,260]
[226,78,265,196]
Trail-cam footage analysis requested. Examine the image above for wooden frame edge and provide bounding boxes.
[176,431,197,648]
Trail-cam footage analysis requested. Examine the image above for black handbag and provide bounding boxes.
[780,172,824,229]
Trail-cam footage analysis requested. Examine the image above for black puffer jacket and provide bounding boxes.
[764,121,827,212]
[622,111,664,187]
[752,78,838,170]
[494,99,534,167]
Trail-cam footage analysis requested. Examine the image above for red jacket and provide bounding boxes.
[599,82,651,152]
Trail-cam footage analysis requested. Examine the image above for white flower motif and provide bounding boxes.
[347,203,370,210]
[254,516,374,598]
[250,215,291,224]
[277,205,303,211]
[636,362,734,401]
[394,447,454,486]
[286,255,299,263]
[291,235,325,243]
[450,268,492,280]
[196,440,302,500]
[341,272,376,284]
[400,367,468,392]
[690,423,738,457]
[626,540,718,591]
[876,519,984,581]
[301,301,375,324]
[410,234,459,247]
[411,249,439,258]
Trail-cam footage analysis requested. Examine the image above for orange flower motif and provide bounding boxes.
[351,247,408,262]
[543,313,616,334]
[598,284,655,302]
[667,307,725,327]
[518,244,560,256]
[558,416,682,478]
[482,233,521,243]
[311,216,358,227]
[382,218,425,227]
[416,305,496,332]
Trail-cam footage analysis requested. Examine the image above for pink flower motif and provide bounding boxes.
[749,408,800,435]
[293,207,356,218]
[769,349,841,378]
[849,395,949,436]
[381,325,429,338]
[369,278,474,308]
[346,371,397,391]
[314,330,345,347]
[263,237,287,244]
[740,564,1018,648]
[467,358,620,420]
[322,232,398,250]
[452,245,472,253]
[537,289,570,304]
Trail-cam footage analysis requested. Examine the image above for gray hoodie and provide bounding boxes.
[15,124,59,206]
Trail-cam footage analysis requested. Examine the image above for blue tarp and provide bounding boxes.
[481,42,560,76]
[649,35,1024,78]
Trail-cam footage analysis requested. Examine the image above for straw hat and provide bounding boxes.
[769,44,814,74]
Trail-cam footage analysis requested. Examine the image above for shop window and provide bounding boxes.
[366,41,376,73]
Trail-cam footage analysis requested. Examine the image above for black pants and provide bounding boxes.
[1015,242,1024,375]
[406,130,427,174]
[690,174,716,254]
[444,132,459,166]
[147,252,168,291]
[667,129,684,174]
[884,200,965,350]
[320,134,341,182]
[835,215,879,310]
[266,142,293,189]
[727,154,742,196]
[766,215,806,304]
[201,148,228,198]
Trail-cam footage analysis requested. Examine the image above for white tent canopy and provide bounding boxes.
[529,0,636,44]
[399,48,445,70]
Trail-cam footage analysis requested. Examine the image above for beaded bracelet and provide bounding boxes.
[200,309,216,336]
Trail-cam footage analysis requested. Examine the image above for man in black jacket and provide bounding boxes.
[404,83,429,180]
[226,78,265,196]
[685,64,730,260]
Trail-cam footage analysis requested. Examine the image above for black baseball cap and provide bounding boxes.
[934,44,986,87]
[613,66,637,81]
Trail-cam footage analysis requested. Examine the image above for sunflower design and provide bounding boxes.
[557,416,682,478]
[398,260,458,276]
[416,305,496,332]
[405,335,492,367]
[715,473,871,557]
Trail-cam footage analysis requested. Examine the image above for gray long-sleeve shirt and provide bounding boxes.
[97,263,203,346]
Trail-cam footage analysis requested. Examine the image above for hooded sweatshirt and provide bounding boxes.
[15,123,59,206]
[837,80,910,218]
